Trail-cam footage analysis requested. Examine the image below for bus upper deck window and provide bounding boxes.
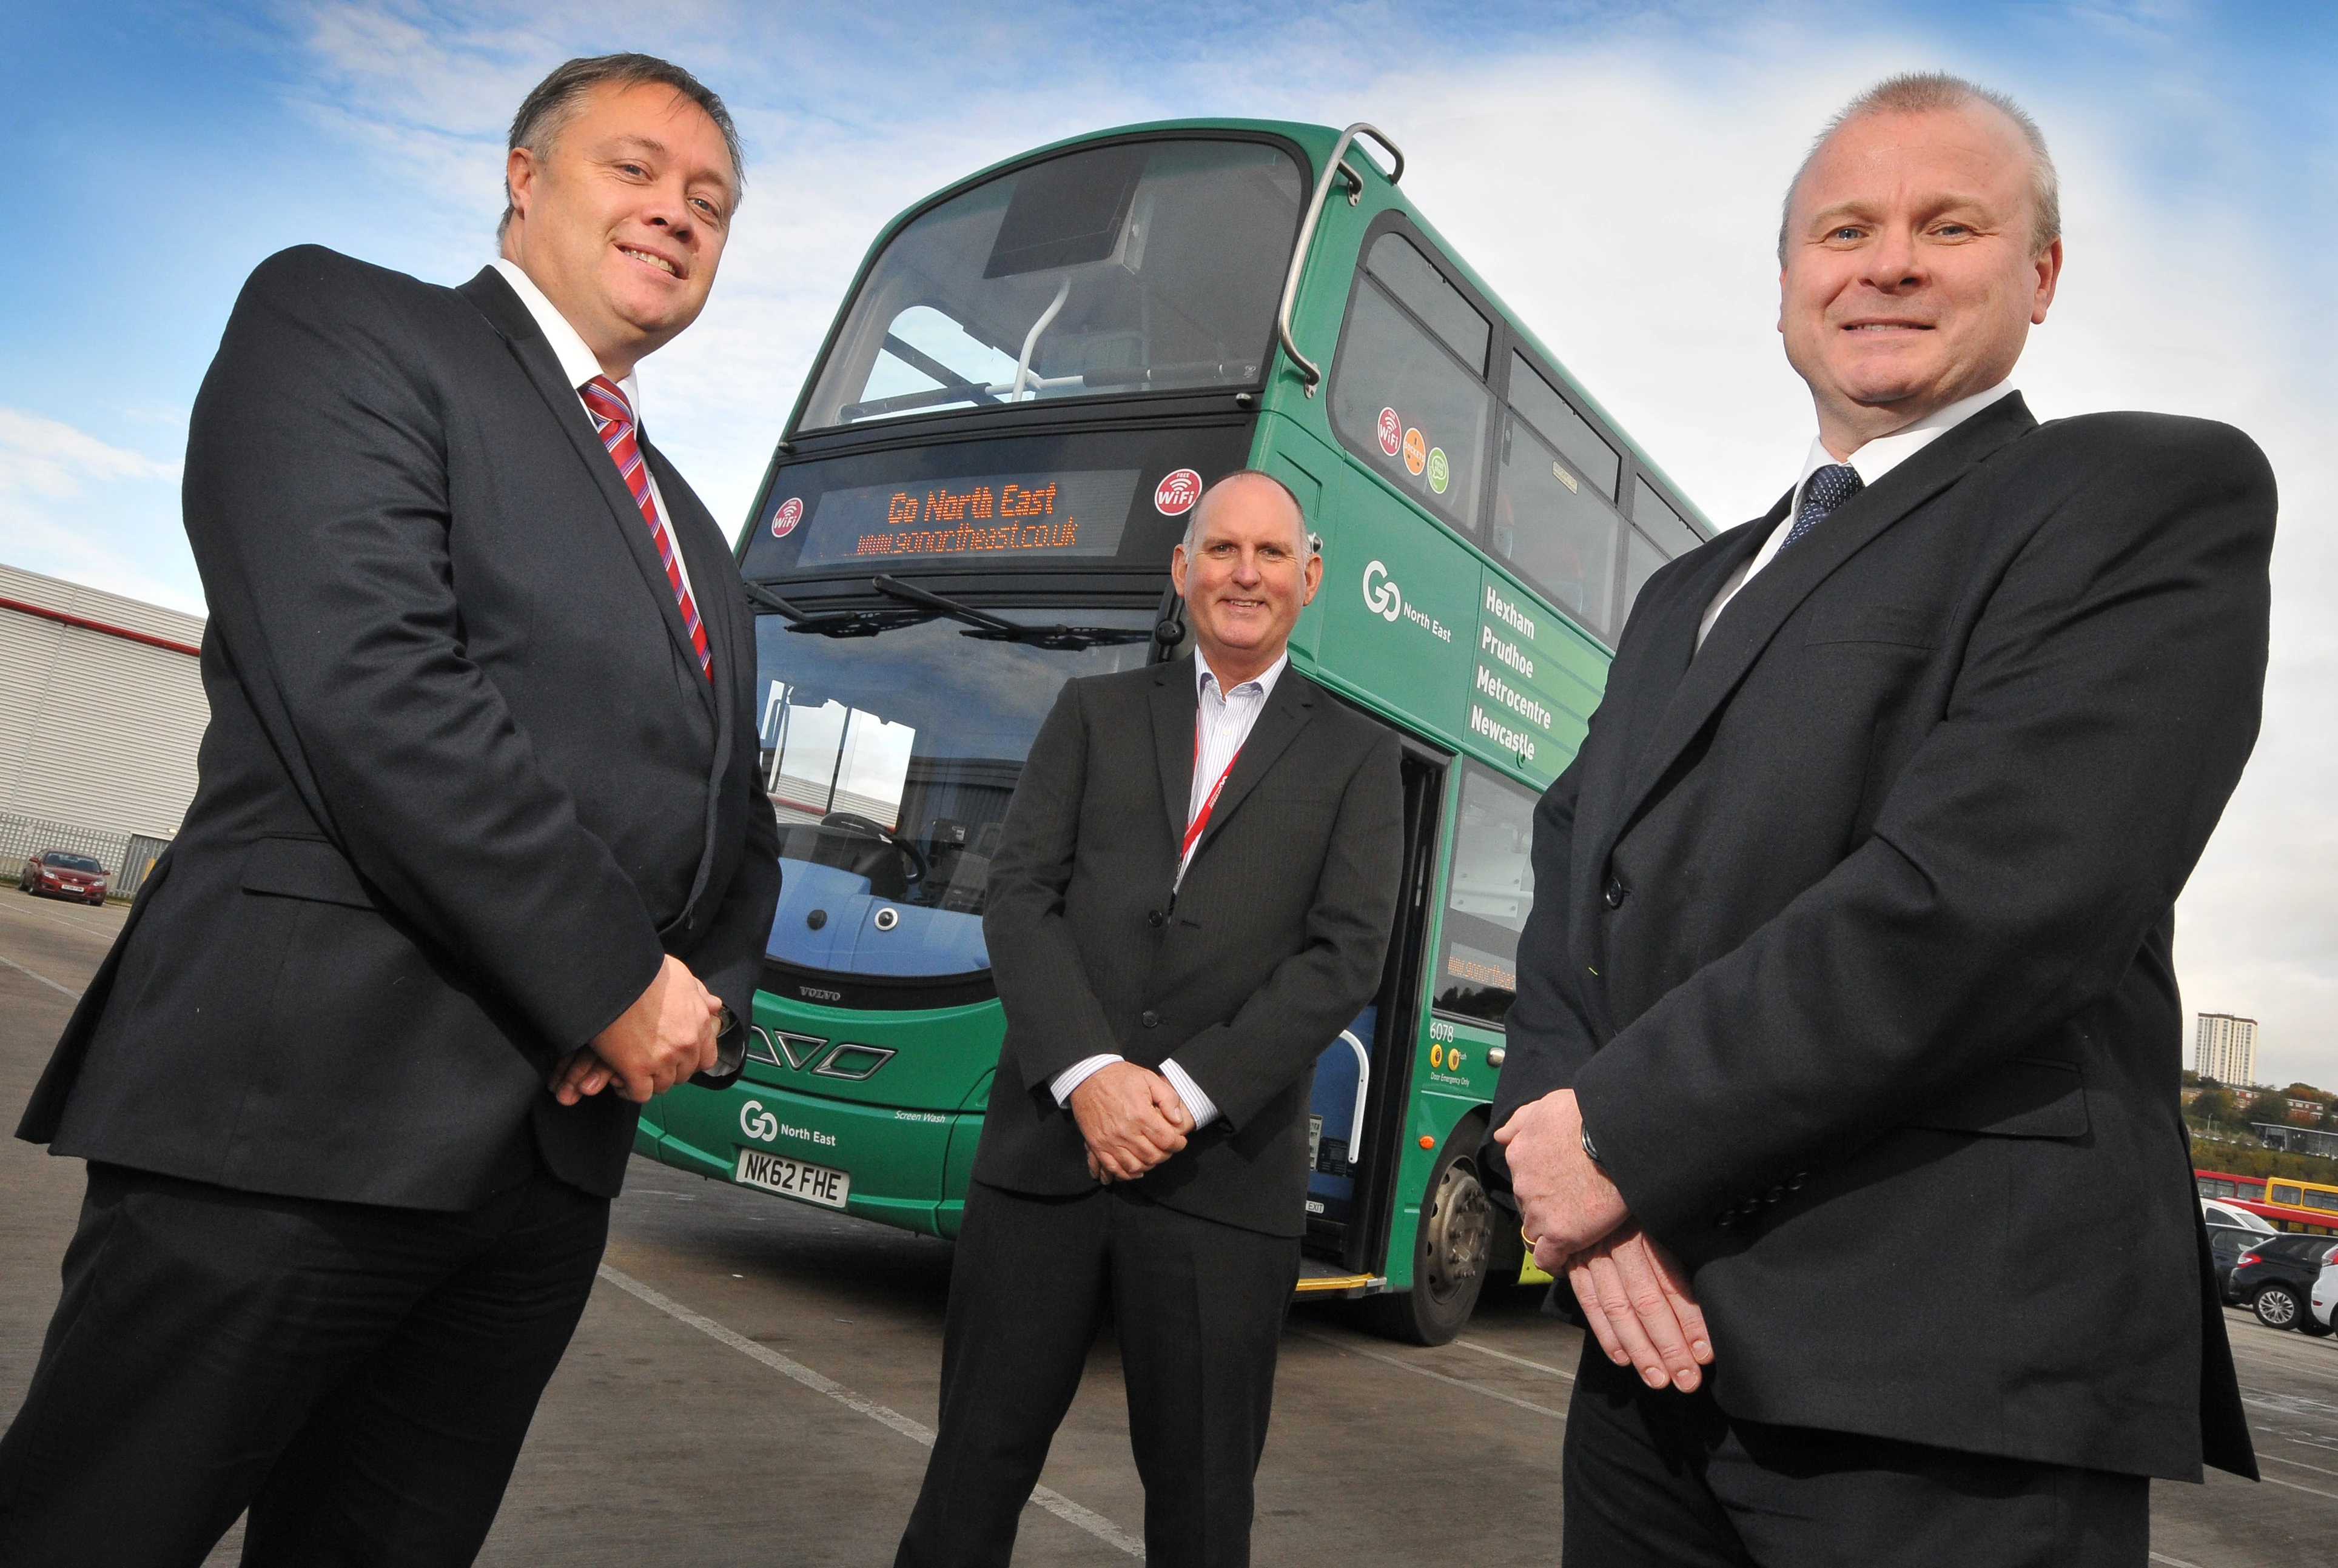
[800,139,1304,428]
[1633,477,1702,557]
[1494,416,1619,639]
[1616,478,1707,632]
[1365,235,1490,375]
[1329,233,1494,535]
[1508,355,1619,500]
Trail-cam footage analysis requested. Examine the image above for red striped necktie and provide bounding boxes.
[580,375,712,682]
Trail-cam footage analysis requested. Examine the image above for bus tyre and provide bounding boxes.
[2254,1284,2303,1330]
[1363,1121,1493,1347]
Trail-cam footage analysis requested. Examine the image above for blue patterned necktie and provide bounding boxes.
[1780,462,1864,552]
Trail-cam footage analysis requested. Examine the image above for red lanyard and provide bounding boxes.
[1181,712,1242,869]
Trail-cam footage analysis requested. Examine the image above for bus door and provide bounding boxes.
[1303,739,1446,1274]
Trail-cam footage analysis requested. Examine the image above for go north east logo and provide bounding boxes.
[1360,561,1452,643]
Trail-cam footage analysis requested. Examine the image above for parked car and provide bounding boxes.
[2205,1200,2277,1292]
[2226,1232,2338,1333]
[18,851,108,905]
[2205,1199,2279,1239]
[2311,1259,2338,1332]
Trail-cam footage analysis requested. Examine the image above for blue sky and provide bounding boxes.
[5,0,2334,1076]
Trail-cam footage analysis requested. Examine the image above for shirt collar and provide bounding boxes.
[1795,379,2018,511]
[1196,649,1289,703]
[491,258,642,414]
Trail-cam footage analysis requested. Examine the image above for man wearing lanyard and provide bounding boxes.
[895,471,1405,1568]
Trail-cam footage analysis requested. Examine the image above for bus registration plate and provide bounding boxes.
[734,1147,851,1210]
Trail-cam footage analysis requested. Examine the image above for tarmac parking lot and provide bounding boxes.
[0,894,2332,1566]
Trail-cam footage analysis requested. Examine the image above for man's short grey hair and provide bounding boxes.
[1778,72,2059,264]
[500,53,745,241]
[1180,469,1320,558]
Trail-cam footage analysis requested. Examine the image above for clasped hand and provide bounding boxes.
[549,952,722,1105]
[1071,1062,1193,1183]
[1494,1087,1712,1393]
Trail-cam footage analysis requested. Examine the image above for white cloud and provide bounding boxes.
[0,504,207,617]
[0,408,180,501]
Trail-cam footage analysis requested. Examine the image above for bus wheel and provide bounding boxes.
[1363,1122,1493,1347]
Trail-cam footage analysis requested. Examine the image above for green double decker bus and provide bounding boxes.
[636,118,1711,1344]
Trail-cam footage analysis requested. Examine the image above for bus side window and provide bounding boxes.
[1494,355,1627,640]
[1329,230,1495,535]
[1618,475,1705,631]
[2273,1183,2305,1206]
[1431,765,1537,1027]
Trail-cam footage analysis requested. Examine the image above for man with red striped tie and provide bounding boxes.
[0,55,779,1564]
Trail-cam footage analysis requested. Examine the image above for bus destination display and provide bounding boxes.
[790,469,1141,566]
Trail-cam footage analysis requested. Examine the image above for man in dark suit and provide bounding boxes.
[1488,72,2273,1565]
[893,472,1404,1568]
[0,55,779,1564]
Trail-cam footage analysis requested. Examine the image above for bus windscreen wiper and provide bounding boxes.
[742,580,930,639]
[868,575,1150,651]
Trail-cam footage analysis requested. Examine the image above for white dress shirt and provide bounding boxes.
[491,258,699,607]
[1049,651,1292,1131]
[1698,380,2017,648]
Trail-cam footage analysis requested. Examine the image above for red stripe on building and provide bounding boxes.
[0,595,201,658]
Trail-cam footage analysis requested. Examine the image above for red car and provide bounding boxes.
[19,851,109,905]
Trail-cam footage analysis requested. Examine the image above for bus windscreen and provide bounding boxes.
[798,137,1303,429]
[793,468,1140,566]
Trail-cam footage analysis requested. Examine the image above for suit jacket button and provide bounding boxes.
[1141,1010,1160,1028]
[1714,1211,1736,1230]
[1604,876,1627,909]
[1146,910,1166,928]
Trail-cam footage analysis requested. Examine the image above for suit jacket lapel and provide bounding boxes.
[1608,392,2038,837]
[1617,516,1775,762]
[457,267,716,713]
[1190,667,1316,866]
[1567,515,1775,951]
[1150,658,1198,859]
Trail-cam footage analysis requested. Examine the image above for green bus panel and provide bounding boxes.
[1308,458,1476,749]
[657,1073,964,1238]
[1467,564,1608,787]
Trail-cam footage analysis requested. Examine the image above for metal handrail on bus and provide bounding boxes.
[1274,122,1405,398]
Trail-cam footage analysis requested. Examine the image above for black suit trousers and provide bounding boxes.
[896,1180,1302,1568]
[0,1162,608,1566]
[1562,1345,2149,1567]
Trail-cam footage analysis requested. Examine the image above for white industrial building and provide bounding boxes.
[1,562,207,894]
[2195,1012,2260,1087]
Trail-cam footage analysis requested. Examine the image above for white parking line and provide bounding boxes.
[2151,1552,2205,1567]
[1291,1327,1568,1420]
[0,952,80,999]
[594,1264,1146,1558]
[0,899,123,941]
[2261,1472,2338,1503]
[1452,1336,1576,1382]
